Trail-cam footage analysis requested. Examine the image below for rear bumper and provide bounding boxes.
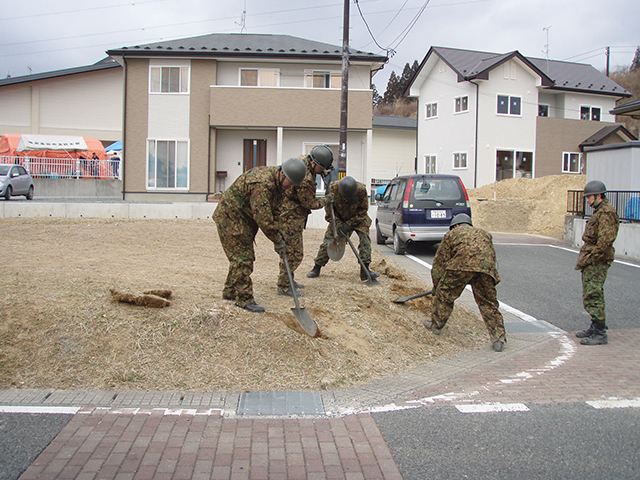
[396,225,449,243]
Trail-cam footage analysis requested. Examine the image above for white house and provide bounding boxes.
[406,47,634,189]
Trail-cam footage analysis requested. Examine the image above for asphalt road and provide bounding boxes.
[374,403,640,480]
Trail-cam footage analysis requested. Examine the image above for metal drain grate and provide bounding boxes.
[237,391,324,416]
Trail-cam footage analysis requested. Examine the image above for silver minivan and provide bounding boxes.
[375,174,471,254]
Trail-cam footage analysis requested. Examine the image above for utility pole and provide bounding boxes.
[606,46,610,77]
[338,0,350,174]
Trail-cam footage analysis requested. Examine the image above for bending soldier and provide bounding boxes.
[307,176,379,281]
[212,158,305,313]
[277,145,334,297]
[574,180,620,345]
[424,214,507,352]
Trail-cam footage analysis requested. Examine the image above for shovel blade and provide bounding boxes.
[291,307,318,337]
[327,239,346,261]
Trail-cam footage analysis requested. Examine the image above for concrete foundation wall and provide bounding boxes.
[565,215,640,263]
[34,179,123,198]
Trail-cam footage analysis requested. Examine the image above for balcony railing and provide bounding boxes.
[2,156,121,180]
[567,190,640,222]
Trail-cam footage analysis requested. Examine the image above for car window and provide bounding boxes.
[413,178,463,201]
[17,166,28,175]
[395,180,407,201]
[382,183,397,202]
[10,167,19,177]
[0,165,9,176]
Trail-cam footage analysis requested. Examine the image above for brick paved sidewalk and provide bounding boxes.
[18,410,402,480]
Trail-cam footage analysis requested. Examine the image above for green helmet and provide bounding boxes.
[584,180,606,196]
[310,145,334,170]
[450,213,472,229]
[281,157,306,187]
[338,176,358,199]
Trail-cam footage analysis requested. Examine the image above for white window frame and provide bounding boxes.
[580,106,601,121]
[497,94,522,116]
[147,139,190,190]
[239,68,280,87]
[149,66,189,94]
[454,96,469,114]
[425,102,438,119]
[305,70,341,89]
[562,152,582,174]
[424,155,437,174]
[453,152,468,170]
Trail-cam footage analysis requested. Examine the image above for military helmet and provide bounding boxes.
[338,176,358,199]
[450,213,472,229]
[584,180,607,196]
[281,157,306,187]
[309,145,334,170]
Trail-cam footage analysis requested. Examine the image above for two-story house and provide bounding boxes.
[405,46,634,189]
[106,33,387,202]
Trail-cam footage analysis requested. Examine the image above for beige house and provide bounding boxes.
[106,33,387,202]
[370,115,417,190]
[406,47,635,189]
[0,58,122,145]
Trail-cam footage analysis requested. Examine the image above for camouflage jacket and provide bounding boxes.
[575,198,619,270]
[279,155,327,219]
[325,181,371,232]
[431,223,500,289]
[212,166,283,243]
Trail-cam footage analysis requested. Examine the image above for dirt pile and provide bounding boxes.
[468,174,586,238]
[0,218,488,392]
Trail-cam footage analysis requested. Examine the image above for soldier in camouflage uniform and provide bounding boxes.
[307,176,380,281]
[424,213,506,352]
[574,180,619,345]
[212,158,305,313]
[276,145,334,297]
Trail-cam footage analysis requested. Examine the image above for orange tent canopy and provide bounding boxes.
[0,133,107,160]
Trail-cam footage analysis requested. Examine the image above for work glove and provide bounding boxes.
[336,222,351,237]
[274,235,286,256]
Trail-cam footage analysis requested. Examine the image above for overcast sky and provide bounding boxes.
[1,0,638,92]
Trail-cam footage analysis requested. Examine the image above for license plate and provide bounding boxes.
[430,210,446,219]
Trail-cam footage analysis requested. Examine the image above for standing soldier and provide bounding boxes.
[212,158,306,313]
[276,145,334,297]
[307,176,379,281]
[574,180,620,345]
[424,214,507,352]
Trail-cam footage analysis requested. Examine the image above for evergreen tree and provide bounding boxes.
[631,46,640,72]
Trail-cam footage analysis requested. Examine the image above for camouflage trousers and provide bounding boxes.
[581,262,611,324]
[432,270,506,342]
[214,217,259,307]
[277,215,307,290]
[314,224,372,267]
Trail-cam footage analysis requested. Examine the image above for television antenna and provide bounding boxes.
[236,0,247,33]
[542,26,551,72]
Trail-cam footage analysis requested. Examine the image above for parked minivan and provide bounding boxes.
[375,174,471,254]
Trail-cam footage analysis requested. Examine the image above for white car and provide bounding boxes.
[0,164,35,200]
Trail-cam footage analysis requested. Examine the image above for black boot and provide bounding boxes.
[580,323,608,345]
[360,264,380,281]
[307,264,322,278]
[576,322,596,338]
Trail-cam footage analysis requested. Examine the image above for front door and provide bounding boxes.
[243,139,267,172]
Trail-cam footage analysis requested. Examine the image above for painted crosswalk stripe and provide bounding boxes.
[586,398,640,409]
[0,406,80,414]
[456,403,529,413]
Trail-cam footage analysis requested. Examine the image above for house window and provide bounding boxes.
[454,96,469,113]
[305,71,341,88]
[240,69,279,86]
[150,66,189,93]
[147,140,189,189]
[563,152,582,173]
[453,152,467,169]
[496,150,533,180]
[425,155,436,173]
[497,95,521,115]
[425,102,438,119]
[580,106,601,121]
[538,105,549,117]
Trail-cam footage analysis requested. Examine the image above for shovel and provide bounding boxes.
[282,251,318,337]
[392,290,433,304]
[327,203,346,261]
[344,235,381,286]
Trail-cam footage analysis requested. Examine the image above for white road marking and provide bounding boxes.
[0,406,80,414]
[586,398,640,409]
[456,403,529,413]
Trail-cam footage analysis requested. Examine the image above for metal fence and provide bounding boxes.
[567,190,640,222]
[1,156,121,180]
